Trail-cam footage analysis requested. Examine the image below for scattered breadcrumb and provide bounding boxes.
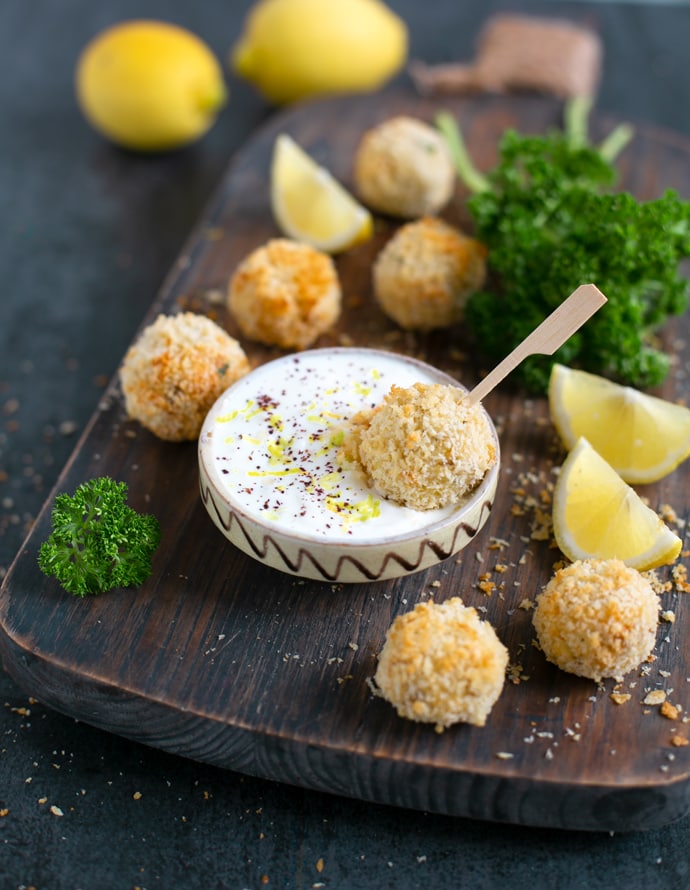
[610,692,631,705]
[672,563,690,593]
[509,467,556,543]
[643,690,667,706]
[645,570,673,596]
[659,503,685,529]
[507,661,529,685]
[477,573,497,596]
[661,700,680,720]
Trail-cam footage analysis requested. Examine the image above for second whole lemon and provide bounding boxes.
[76,20,227,151]
[231,0,408,105]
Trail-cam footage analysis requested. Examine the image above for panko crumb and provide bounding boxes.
[373,597,509,731]
[672,563,690,593]
[373,217,487,331]
[346,382,496,510]
[227,239,341,350]
[354,116,455,219]
[533,559,659,682]
[643,690,667,706]
[120,312,249,442]
[660,700,680,720]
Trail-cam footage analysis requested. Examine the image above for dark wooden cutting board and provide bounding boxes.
[2,90,690,832]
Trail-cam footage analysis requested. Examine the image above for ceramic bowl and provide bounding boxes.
[198,347,499,584]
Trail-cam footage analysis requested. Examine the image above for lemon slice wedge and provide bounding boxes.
[552,437,682,571]
[549,363,690,484]
[270,133,373,253]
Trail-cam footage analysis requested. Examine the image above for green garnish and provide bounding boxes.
[38,477,160,597]
[437,100,690,392]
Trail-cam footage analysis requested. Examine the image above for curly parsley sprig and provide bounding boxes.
[38,477,161,596]
[437,99,690,392]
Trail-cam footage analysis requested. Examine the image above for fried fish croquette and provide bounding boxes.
[373,217,487,330]
[374,598,508,731]
[354,115,455,218]
[348,382,496,511]
[533,559,659,682]
[120,312,249,442]
[228,238,341,350]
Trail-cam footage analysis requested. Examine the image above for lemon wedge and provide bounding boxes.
[552,437,682,571]
[270,133,373,253]
[549,363,690,484]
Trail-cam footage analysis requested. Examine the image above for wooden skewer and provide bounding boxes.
[467,283,608,405]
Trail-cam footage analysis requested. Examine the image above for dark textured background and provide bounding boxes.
[2,1,690,887]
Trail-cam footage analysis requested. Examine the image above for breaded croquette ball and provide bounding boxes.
[533,559,659,682]
[350,382,497,511]
[228,239,341,350]
[373,217,487,330]
[374,598,508,731]
[354,116,455,218]
[120,312,249,442]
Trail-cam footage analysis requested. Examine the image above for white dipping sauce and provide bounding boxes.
[200,348,462,542]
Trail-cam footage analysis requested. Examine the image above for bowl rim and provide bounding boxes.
[198,346,500,551]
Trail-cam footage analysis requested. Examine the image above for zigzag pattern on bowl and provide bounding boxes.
[200,478,494,582]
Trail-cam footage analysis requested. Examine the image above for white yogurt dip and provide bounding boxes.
[199,348,467,543]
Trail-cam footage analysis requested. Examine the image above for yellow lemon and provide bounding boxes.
[552,437,682,571]
[271,133,373,253]
[76,20,227,151]
[231,0,408,105]
[549,363,690,484]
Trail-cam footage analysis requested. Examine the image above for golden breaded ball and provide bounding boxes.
[228,239,341,350]
[354,115,455,218]
[351,382,497,510]
[373,217,487,330]
[120,312,249,442]
[533,559,659,682]
[374,597,509,731]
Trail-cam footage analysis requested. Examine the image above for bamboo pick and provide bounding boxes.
[467,283,608,405]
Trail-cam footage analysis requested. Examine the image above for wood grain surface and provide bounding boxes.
[2,90,690,832]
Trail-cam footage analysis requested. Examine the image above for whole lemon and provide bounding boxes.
[76,20,227,151]
[231,0,408,105]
